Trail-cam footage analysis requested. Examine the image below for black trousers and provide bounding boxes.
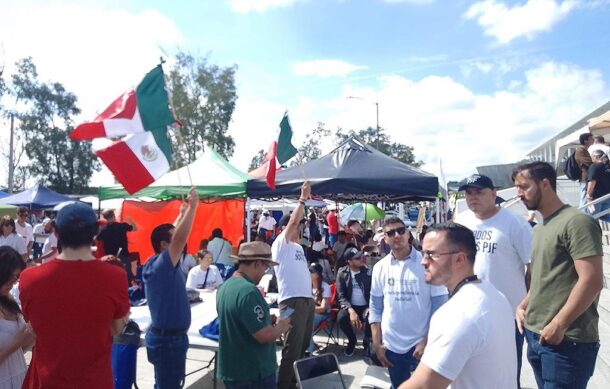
[337,305,371,345]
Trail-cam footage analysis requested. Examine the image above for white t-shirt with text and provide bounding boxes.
[455,208,531,311]
[272,231,311,303]
[369,250,448,353]
[422,281,517,389]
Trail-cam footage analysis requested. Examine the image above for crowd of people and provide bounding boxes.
[0,156,605,389]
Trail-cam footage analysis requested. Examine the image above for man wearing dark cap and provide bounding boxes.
[336,246,372,356]
[143,187,199,388]
[455,174,531,387]
[19,202,131,388]
[217,241,291,388]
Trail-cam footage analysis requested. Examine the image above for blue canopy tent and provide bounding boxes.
[0,184,77,209]
[0,191,8,199]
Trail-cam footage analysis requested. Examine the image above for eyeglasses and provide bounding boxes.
[19,213,28,217]
[423,251,460,261]
[384,226,407,238]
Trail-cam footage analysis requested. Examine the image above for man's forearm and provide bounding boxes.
[370,322,382,346]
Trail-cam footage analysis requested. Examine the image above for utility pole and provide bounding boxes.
[8,113,14,193]
[375,101,380,149]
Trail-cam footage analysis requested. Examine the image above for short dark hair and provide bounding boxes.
[1,216,16,233]
[382,216,405,228]
[579,133,593,145]
[337,230,346,237]
[313,232,322,242]
[427,223,476,265]
[594,135,605,144]
[17,207,28,216]
[211,228,223,239]
[151,223,174,254]
[57,222,97,250]
[0,246,25,316]
[102,209,115,220]
[512,161,556,191]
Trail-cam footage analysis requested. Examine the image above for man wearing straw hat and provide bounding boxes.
[273,181,316,389]
[216,241,292,388]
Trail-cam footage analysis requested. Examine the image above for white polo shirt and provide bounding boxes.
[0,233,27,255]
[272,231,311,303]
[422,281,516,389]
[258,215,276,231]
[369,250,448,354]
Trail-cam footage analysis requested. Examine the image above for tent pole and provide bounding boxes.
[246,197,252,242]
[435,198,440,224]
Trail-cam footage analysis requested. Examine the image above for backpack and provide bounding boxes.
[564,151,581,181]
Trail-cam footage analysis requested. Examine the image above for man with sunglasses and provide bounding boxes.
[455,173,532,387]
[369,216,448,388]
[399,223,516,389]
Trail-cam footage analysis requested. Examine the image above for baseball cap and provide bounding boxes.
[55,202,97,230]
[458,174,495,191]
[343,246,363,262]
[309,263,323,275]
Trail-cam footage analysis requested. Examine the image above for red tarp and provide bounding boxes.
[121,199,245,262]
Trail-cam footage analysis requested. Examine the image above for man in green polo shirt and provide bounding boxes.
[216,241,291,388]
[512,161,603,389]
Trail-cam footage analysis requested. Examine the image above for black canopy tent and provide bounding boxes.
[246,137,439,202]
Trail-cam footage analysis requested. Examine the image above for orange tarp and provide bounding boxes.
[121,199,245,263]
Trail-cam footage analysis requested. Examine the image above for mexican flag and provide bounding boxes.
[70,65,175,141]
[276,113,297,165]
[95,127,172,194]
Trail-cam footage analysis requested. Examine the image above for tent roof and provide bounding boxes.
[99,147,251,200]
[0,184,76,209]
[247,137,439,202]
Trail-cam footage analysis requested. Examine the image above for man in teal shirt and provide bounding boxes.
[217,241,291,388]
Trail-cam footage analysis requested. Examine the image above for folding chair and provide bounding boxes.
[312,284,341,351]
[293,353,347,389]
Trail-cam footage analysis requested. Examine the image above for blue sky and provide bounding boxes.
[3,0,610,186]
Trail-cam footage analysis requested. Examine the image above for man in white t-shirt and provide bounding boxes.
[455,174,531,387]
[587,134,610,157]
[399,223,516,389]
[15,207,34,258]
[39,220,58,263]
[258,210,277,239]
[370,217,448,388]
[272,182,315,389]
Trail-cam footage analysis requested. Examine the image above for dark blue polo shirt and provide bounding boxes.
[143,250,191,330]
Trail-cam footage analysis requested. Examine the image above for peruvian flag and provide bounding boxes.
[95,128,172,194]
[70,65,175,140]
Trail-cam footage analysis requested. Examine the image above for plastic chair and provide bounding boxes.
[312,284,340,351]
[293,353,347,389]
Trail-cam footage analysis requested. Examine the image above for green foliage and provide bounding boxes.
[290,122,330,167]
[9,57,99,193]
[336,126,423,167]
[248,149,266,171]
[167,52,238,167]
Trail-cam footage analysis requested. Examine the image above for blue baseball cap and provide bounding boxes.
[55,202,97,230]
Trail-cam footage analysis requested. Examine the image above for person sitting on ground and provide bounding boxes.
[0,217,28,262]
[186,250,224,291]
[0,246,34,388]
[19,202,130,388]
[336,246,372,356]
[307,263,331,354]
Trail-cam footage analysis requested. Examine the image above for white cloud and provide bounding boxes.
[228,0,300,13]
[464,0,579,44]
[229,61,608,182]
[293,60,367,78]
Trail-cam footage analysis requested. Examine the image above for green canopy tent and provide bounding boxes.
[98,147,251,200]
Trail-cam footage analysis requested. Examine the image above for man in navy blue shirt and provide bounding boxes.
[143,187,198,388]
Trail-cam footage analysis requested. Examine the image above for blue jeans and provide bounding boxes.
[328,233,337,248]
[516,323,524,389]
[385,347,418,389]
[145,331,189,389]
[224,373,276,389]
[525,329,599,389]
[579,182,589,213]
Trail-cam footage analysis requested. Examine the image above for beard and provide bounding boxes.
[522,189,541,211]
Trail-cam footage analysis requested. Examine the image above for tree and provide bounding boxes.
[9,57,99,193]
[167,52,238,167]
[336,126,423,167]
[290,122,330,166]
[248,149,266,171]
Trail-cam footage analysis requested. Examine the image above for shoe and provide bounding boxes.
[343,342,356,356]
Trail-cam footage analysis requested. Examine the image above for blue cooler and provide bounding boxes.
[111,321,141,389]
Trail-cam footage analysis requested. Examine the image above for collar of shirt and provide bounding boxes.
[390,249,418,264]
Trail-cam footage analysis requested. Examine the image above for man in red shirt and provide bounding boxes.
[19,202,130,388]
[326,208,339,247]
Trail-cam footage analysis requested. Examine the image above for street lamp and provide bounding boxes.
[347,96,380,149]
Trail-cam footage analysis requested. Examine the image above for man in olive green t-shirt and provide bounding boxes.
[216,241,291,388]
[513,161,603,389]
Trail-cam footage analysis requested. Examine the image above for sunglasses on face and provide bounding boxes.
[385,226,407,238]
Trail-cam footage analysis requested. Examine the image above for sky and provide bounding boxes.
[2,0,610,188]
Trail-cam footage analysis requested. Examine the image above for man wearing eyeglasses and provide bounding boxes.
[369,216,448,388]
[455,174,532,387]
[399,223,516,389]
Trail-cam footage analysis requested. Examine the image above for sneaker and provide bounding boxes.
[343,342,356,356]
